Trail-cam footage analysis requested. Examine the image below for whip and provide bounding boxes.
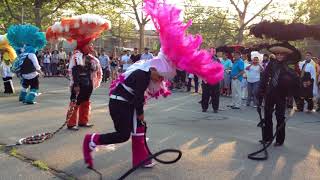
[248,106,295,160]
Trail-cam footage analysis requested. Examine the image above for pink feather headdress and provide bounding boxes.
[144,0,223,84]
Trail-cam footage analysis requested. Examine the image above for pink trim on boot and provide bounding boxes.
[83,133,100,168]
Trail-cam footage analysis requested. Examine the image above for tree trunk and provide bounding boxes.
[34,1,42,30]
[139,24,145,53]
[236,17,245,44]
[237,26,244,44]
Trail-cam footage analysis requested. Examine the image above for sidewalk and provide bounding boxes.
[0,151,59,180]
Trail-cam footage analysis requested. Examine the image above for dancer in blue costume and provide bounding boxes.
[7,25,47,104]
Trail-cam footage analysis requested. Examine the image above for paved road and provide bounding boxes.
[0,77,319,180]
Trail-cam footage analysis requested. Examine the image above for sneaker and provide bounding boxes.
[231,106,240,109]
[253,105,258,108]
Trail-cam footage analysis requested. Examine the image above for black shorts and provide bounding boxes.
[22,76,39,89]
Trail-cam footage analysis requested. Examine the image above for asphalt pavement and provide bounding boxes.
[0,77,319,180]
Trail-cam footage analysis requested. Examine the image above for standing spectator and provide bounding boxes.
[174,70,186,90]
[98,50,110,82]
[246,56,263,107]
[140,47,154,60]
[51,50,59,76]
[297,52,317,112]
[229,51,245,109]
[241,55,250,100]
[300,72,314,112]
[58,48,67,66]
[130,48,141,63]
[36,50,44,70]
[201,56,221,113]
[120,50,131,72]
[220,52,233,96]
[187,73,198,93]
[313,57,320,111]
[110,56,118,80]
[262,54,270,70]
[43,50,51,77]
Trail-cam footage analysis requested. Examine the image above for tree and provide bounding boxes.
[229,0,274,44]
[289,0,320,24]
[287,0,320,54]
[110,0,150,52]
[184,2,237,47]
[1,0,70,30]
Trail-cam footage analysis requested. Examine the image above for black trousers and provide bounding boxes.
[263,93,286,144]
[102,68,110,82]
[70,82,93,105]
[3,77,14,93]
[201,82,220,111]
[100,99,134,144]
[187,75,199,92]
[21,76,39,89]
[297,97,314,111]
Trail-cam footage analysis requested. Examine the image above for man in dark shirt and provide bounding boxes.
[130,48,141,63]
[201,55,221,113]
[258,43,300,146]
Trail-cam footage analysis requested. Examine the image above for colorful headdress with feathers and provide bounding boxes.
[0,34,17,63]
[7,25,47,54]
[144,0,223,84]
[46,14,111,52]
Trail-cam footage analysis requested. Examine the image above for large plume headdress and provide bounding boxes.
[249,21,311,64]
[250,21,320,41]
[7,25,47,54]
[0,34,17,63]
[46,14,111,52]
[144,0,223,84]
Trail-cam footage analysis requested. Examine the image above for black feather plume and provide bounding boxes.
[250,21,320,41]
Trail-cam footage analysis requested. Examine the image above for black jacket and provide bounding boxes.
[112,69,151,115]
[259,60,300,97]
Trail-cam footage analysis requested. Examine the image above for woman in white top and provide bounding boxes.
[246,56,264,107]
[43,50,51,76]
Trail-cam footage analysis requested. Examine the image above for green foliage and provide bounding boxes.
[184,2,237,46]
[32,160,50,171]
[0,0,71,31]
[288,0,320,24]
[9,148,20,158]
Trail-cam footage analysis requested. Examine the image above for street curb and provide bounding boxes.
[0,144,76,180]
